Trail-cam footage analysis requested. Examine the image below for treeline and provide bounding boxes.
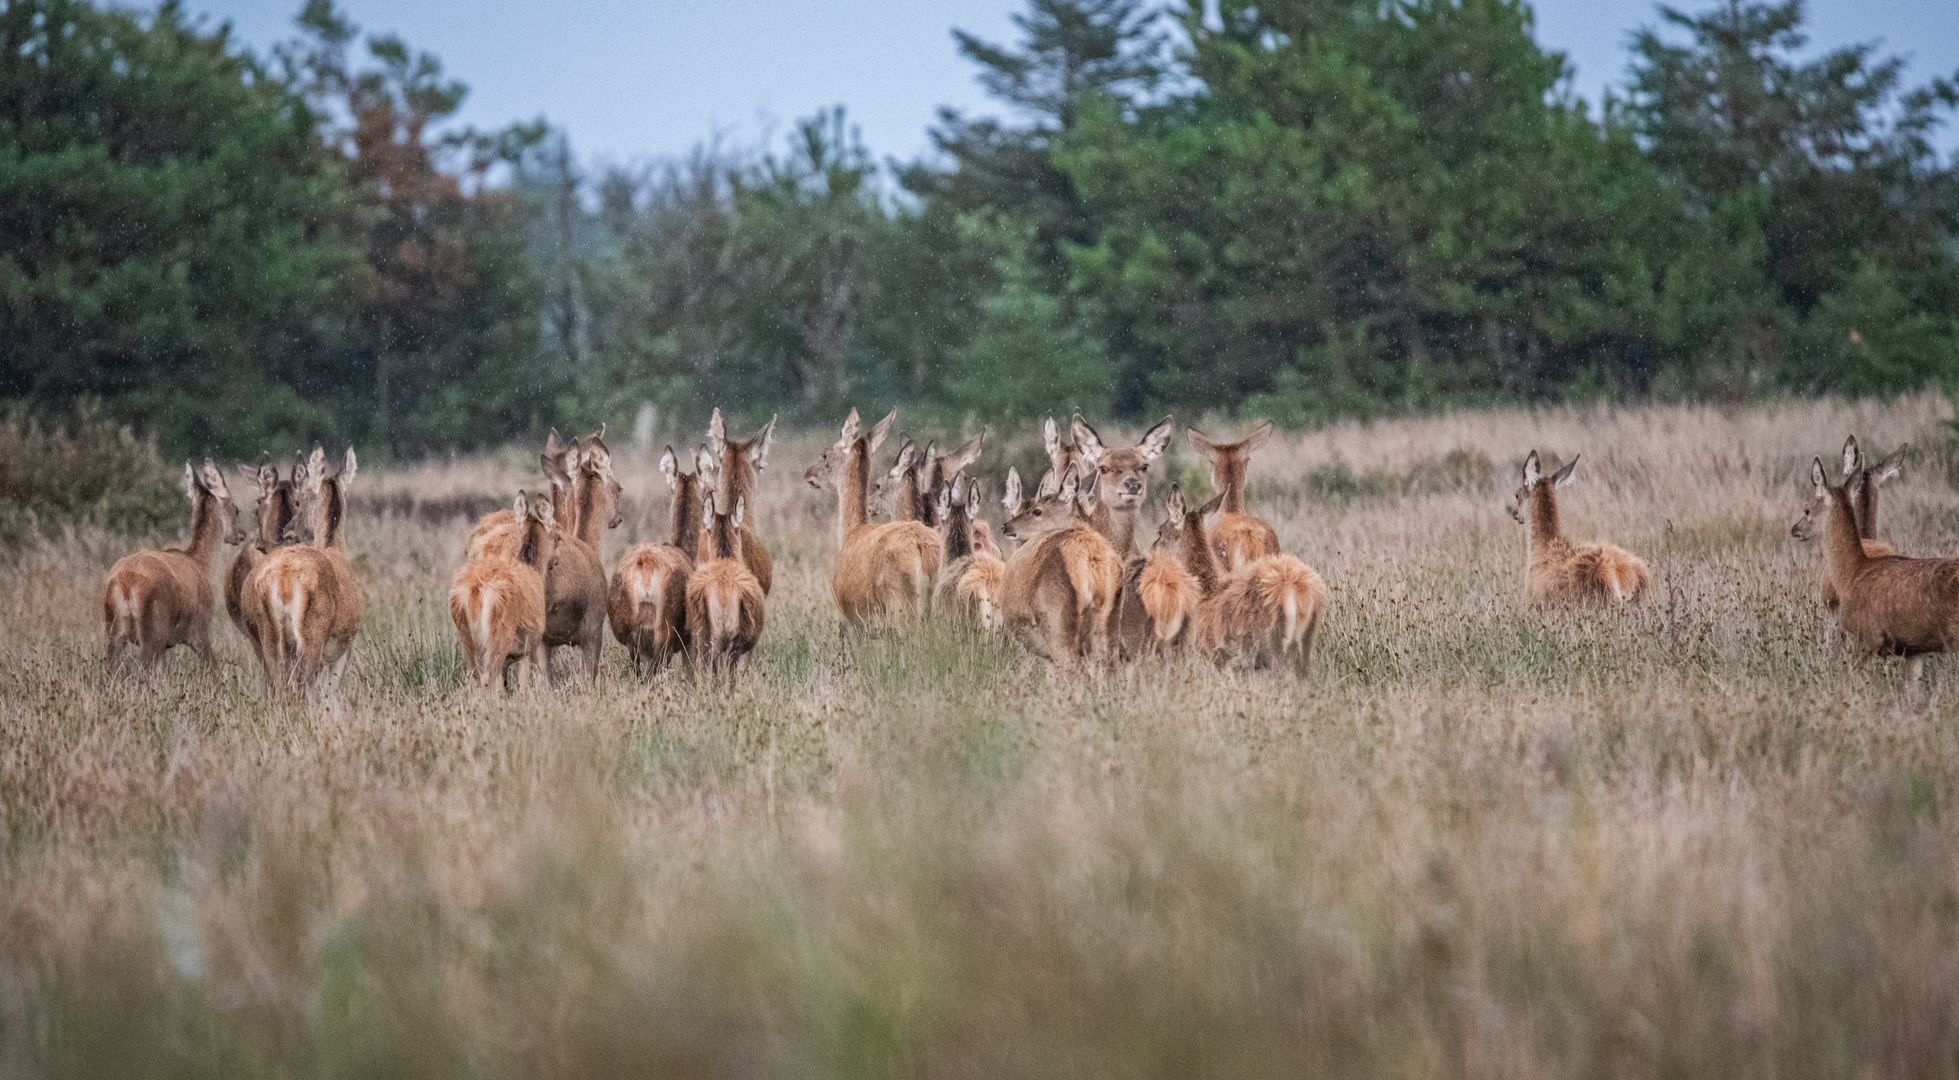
[4,0,1958,458]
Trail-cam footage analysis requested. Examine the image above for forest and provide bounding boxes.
[3,0,1957,458]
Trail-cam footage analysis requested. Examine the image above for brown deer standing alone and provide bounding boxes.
[608,446,706,675]
[686,494,765,679]
[805,409,943,629]
[1186,422,1282,570]
[703,408,775,594]
[999,465,1123,671]
[246,447,362,696]
[451,491,556,689]
[1790,435,1905,644]
[1509,451,1647,607]
[104,460,246,670]
[1794,456,1959,688]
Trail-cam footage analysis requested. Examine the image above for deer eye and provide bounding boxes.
[1032,509,1042,516]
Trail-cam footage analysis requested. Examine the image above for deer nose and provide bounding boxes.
[1124,479,1143,494]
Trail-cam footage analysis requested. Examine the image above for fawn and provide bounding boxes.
[226,454,300,670]
[104,460,247,670]
[999,464,1123,671]
[451,490,556,690]
[1794,456,1958,688]
[806,408,943,628]
[704,408,775,594]
[1508,451,1647,606]
[1186,422,1282,570]
[686,493,765,679]
[934,475,1006,630]
[608,445,708,675]
[1791,435,1905,643]
[247,446,362,696]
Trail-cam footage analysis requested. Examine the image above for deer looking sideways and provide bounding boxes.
[103,460,247,670]
[451,490,556,690]
[1793,455,1959,689]
[1186,422,1282,571]
[934,475,1006,631]
[807,409,944,628]
[246,446,362,696]
[608,445,708,676]
[999,464,1123,671]
[1151,483,1326,673]
[687,493,765,679]
[1790,435,1905,644]
[1509,451,1648,607]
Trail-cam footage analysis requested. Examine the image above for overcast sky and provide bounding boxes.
[197,0,1959,170]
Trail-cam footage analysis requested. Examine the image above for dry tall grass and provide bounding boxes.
[5,395,1959,1077]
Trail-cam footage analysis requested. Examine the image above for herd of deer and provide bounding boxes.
[98,410,1959,695]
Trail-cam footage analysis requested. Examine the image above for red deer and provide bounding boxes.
[1072,414,1173,658]
[469,428,575,556]
[999,465,1123,671]
[686,493,765,679]
[247,447,362,695]
[1795,456,1958,688]
[933,476,1006,630]
[703,408,775,594]
[971,519,1003,562]
[225,455,300,670]
[874,439,933,523]
[805,408,943,628]
[104,460,246,670]
[1134,485,1205,656]
[451,491,556,690]
[1791,435,1905,643]
[1186,422,1282,570]
[608,445,706,675]
[1153,484,1326,673]
[1508,451,1647,606]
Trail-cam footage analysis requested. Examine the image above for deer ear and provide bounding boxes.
[183,461,200,501]
[892,440,916,474]
[1811,457,1828,492]
[695,446,717,479]
[1044,417,1062,460]
[733,498,745,529]
[1037,469,1059,500]
[1165,484,1185,518]
[535,490,555,528]
[701,491,716,526]
[513,490,529,523]
[708,407,726,447]
[659,447,678,489]
[967,479,981,517]
[1004,468,1023,515]
[750,415,776,470]
[541,451,572,491]
[1552,455,1578,488]
[545,428,566,459]
[839,408,861,446]
[950,429,984,472]
[1199,492,1224,529]
[1872,444,1906,485]
[1522,451,1541,487]
[200,459,229,499]
[341,447,357,488]
[1139,416,1175,460]
[869,408,897,454]
[1059,468,1078,503]
[1071,415,1105,464]
[1841,435,1861,479]
[307,446,328,491]
[1185,427,1218,458]
[935,481,951,521]
[1240,420,1274,454]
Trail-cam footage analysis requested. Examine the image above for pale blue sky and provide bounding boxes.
[195,0,1959,169]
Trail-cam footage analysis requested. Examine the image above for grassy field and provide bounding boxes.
[4,394,1959,1077]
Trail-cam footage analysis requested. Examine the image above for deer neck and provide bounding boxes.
[669,480,703,555]
[1855,473,1879,541]
[839,438,871,544]
[1093,498,1138,559]
[1527,483,1561,552]
[257,489,292,550]
[518,518,550,570]
[943,507,974,561]
[1179,512,1222,595]
[318,479,346,550]
[1217,459,1247,515]
[1824,486,1869,584]
[707,511,740,561]
[720,446,754,520]
[896,470,923,523]
[183,490,222,567]
[575,468,606,547]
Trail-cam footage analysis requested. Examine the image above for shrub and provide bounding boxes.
[0,407,185,548]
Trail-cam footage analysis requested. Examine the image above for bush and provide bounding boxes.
[0,407,185,548]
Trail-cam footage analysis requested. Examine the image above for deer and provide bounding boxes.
[450,490,556,690]
[1186,421,1282,571]
[103,460,247,671]
[1508,450,1647,607]
[874,439,934,523]
[805,408,944,629]
[246,446,362,696]
[999,464,1123,671]
[225,454,300,670]
[934,475,1006,630]
[1152,483,1326,673]
[608,445,708,676]
[972,518,1003,562]
[1793,456,1959,689]
[1133,485,1206,656]
[703,408,775,594]
[686,493,765,679]
[1071,414,1173,659]
[469,428,576,556]
[1791,435,1906,644]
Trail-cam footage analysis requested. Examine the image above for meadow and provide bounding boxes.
[4,394,1959,1077]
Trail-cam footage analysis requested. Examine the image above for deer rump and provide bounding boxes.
[686,559,764,670]
[1134,553,1201,651]
[834,521,942,626]
[1192,555,1326,672]
[1001,525,1121,663]
[246,545,361,686]
[104,552,210,660]
[450,559,547,686]
[1530,537,1648,606]
[935,552,1007,630]
[608,544,693,668]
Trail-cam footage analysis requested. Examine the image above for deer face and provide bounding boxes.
[806,408,895,491]
[1001,466,1084,542]
[1509,451,1575,525]
[872,439,919,515]
[1791,457,1833,541]
[200,459,248,546]
[1074,415,1172,511]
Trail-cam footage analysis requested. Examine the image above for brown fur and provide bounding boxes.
[806,408,944,628]
[1191,556,1327,674]
[1791,435,1906,635]
[1133,487,1205,656]
[608,445,705,675]
[1806,457,1959,686]
[703,408,775,594]
[972,520,1003,562]
[686,494,765,679]
[103,460,246,670]
[932,476,1005,629]
[247,447,362,696]
[225,457,299,670]
[468,428,577,556]
[450,491,555,690]
[1000,467,1123,671]
[1509,451,1647,607]
[1186,422,1282,570]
